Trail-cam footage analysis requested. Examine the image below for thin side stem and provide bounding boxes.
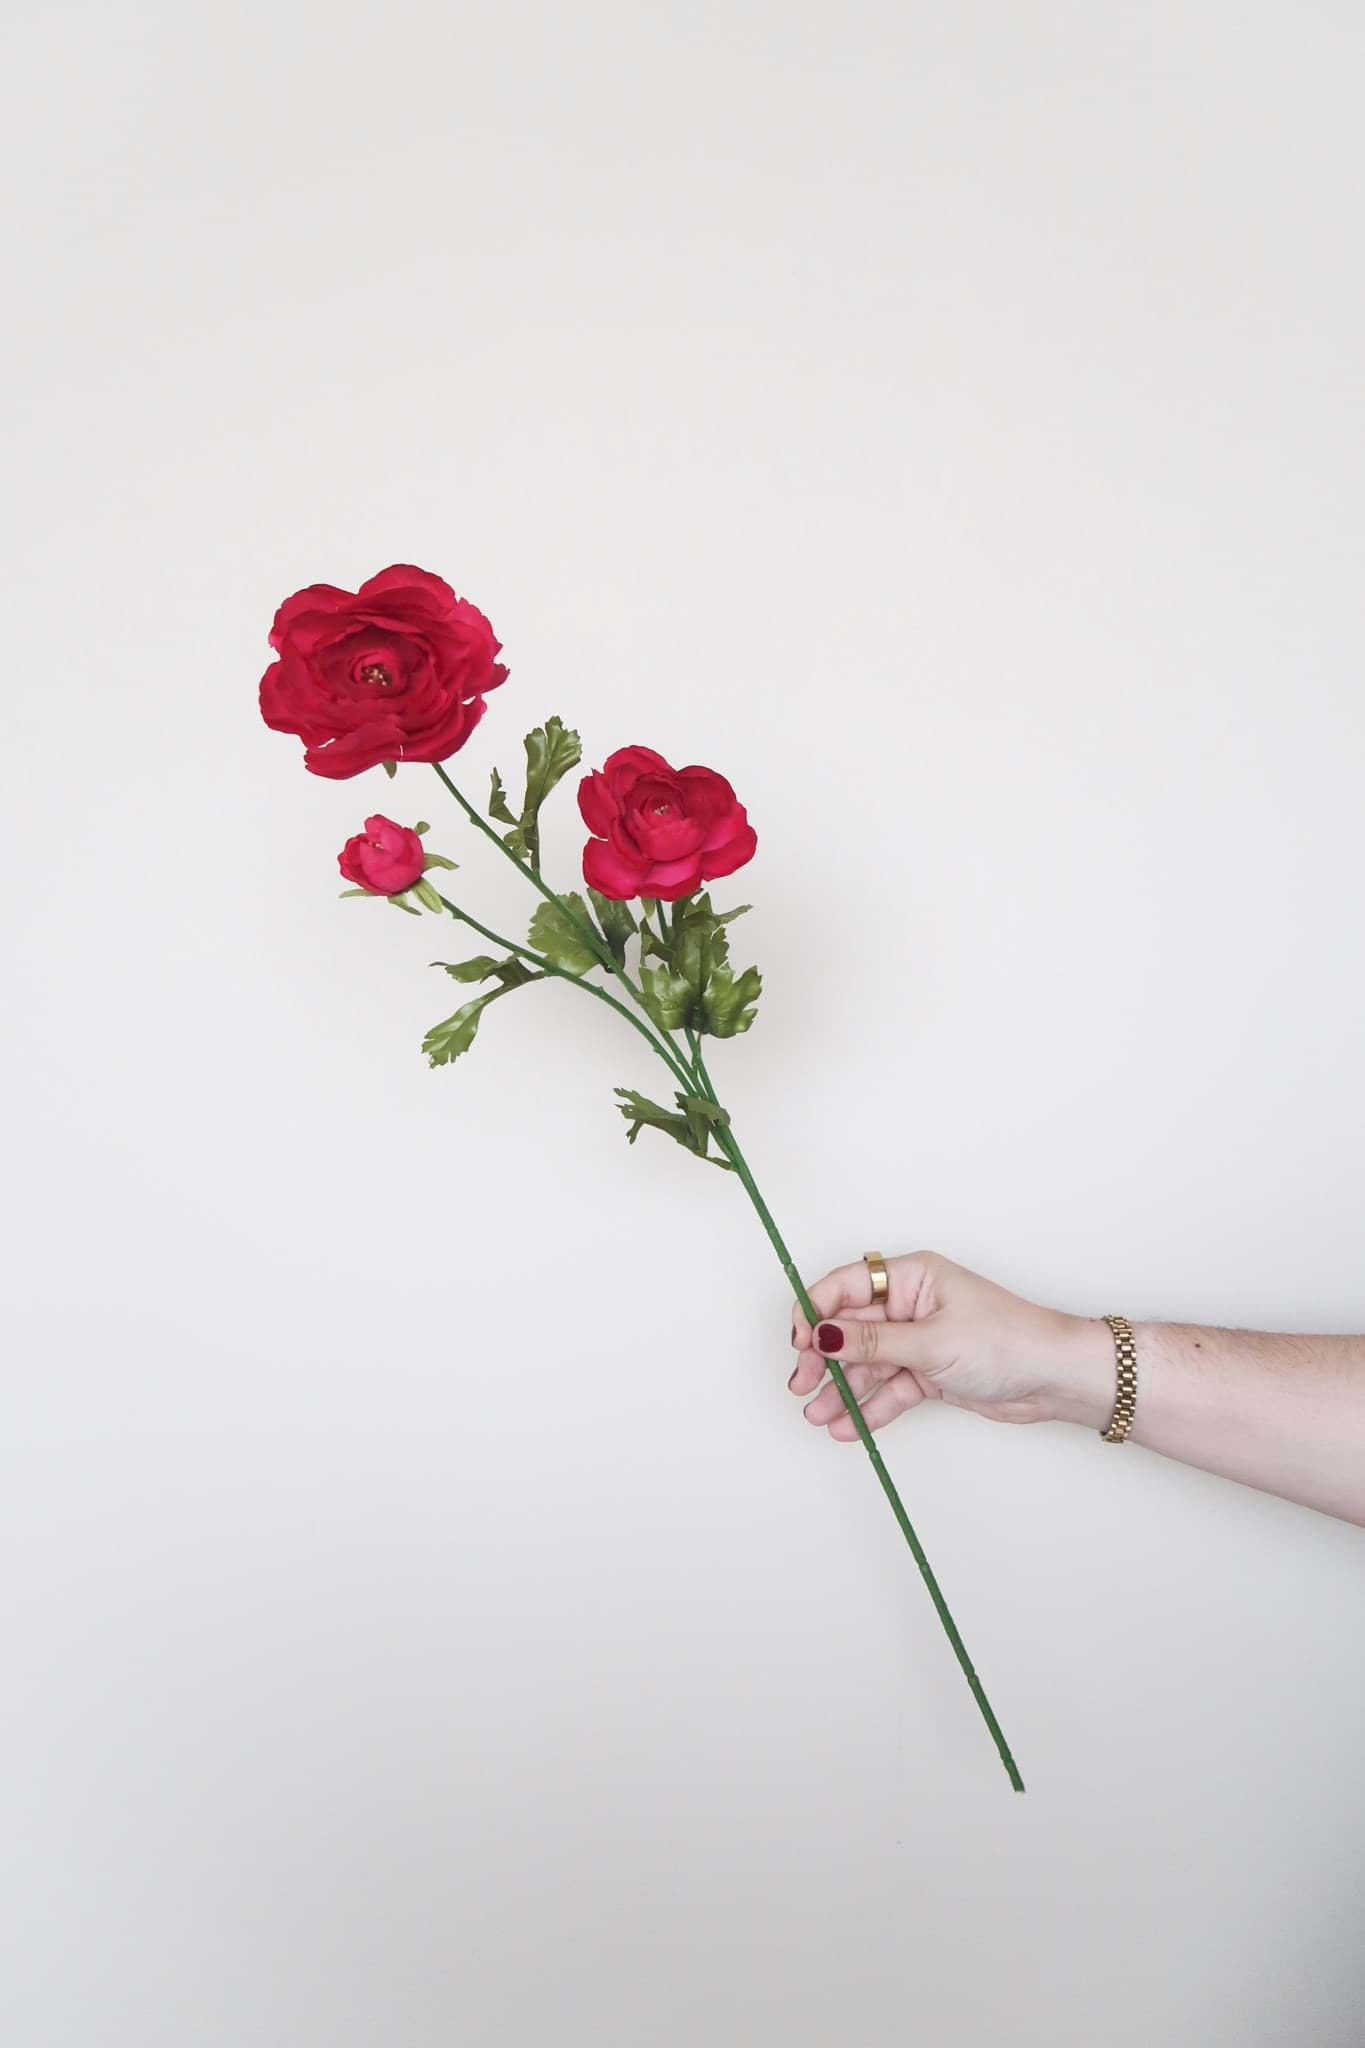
[433,763,699,1080]
[432,892,696,1092]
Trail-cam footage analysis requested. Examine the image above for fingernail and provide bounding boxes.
[816,1323,843,1354]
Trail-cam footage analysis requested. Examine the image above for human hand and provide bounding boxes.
[789,1249,1106,1440]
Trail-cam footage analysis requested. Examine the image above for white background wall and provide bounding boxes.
[5,4,1364,2043]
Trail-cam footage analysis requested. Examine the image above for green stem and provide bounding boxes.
[431,766,698,1096]
[432,892,696,1092]
[431,766,1022,1787]
[434,761,695,1075]
[687,1040,1025,1793]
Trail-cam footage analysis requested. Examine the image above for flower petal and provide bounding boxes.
[584,834,650,899]
[699,820,758,881]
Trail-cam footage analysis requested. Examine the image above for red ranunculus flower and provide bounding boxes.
[338,816,427,895]
[578,746,758,902]
[261,565,507,779]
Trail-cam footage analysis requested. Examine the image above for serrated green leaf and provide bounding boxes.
[422,997,487,1067]
[433,954,542,991]
[587,887,638,966]
[434,955,502,982]
[488,768,517,827]
[700,963,762,1037]
[638,962,694,1031]
[422,962,545,1068]
[678,1092,732,1156]
[490,958,538,990]
[382,759,398,779]
[677,1093,730,1128]
[519,716,582,869]
[528,891,601,974]
[612,1087,734,1169]
[671,897,732,1004]
[422,851,458,871]
[614,1087,686,1146]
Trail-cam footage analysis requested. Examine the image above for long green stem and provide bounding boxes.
[430,764,1022,1788]
[687,1040,1025,1791]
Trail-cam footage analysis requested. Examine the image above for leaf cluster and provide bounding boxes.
[636,893,761,1039]
[613,1088,733,1169]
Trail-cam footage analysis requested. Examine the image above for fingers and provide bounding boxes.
[800,1358,893,1424]
[788,1307,884,1396]
[791,1260,879,1348]
[806,1313,935,1378]
[826,1371,928,1440]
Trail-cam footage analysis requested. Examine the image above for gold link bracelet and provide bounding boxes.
[1100,1313,1139,1443]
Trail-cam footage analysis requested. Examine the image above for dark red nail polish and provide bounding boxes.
[817,1323,843,1354]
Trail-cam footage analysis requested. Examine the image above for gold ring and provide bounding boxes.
[863,1250,889,1306]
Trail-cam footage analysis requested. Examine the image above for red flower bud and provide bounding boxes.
[338,816,427,896]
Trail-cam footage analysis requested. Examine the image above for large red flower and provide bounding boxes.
[578,746,757,902]
[260,565,507,779]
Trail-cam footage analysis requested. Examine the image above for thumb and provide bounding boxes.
[814,1317,937,1376]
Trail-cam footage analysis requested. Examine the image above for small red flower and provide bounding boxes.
[261,565,507,779]
[338,816,427,896]
[577,746,757,902]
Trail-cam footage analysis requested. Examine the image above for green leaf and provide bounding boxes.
[490,957,538,990]
[528,891,601,974]
[387,894,421,916]
[422,851,458,871]
[382,759,398,779]
[612,1088,734,1169]
[489,768,518,828]
[678,1092,731,1156]
[701,964,762,1037]
[411,876,445,914]
[638,962,694,1032]
[519,716,582,869]
[587,887,637,966]
[338,887,374,899]
[434,955,540,991]
[614,1087,687,1147]
[422,960,544,1069]
[671,895,733,1005]
[414,820,430,836]
[434,955,502,982]
[422,997,488,1067]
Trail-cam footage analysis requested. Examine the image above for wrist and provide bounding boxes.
[1039,1311,1127,1430]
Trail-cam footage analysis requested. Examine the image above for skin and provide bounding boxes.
[789,1250,1365,1528]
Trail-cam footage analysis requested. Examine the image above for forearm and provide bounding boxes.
[1050,1315,1365,1525]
